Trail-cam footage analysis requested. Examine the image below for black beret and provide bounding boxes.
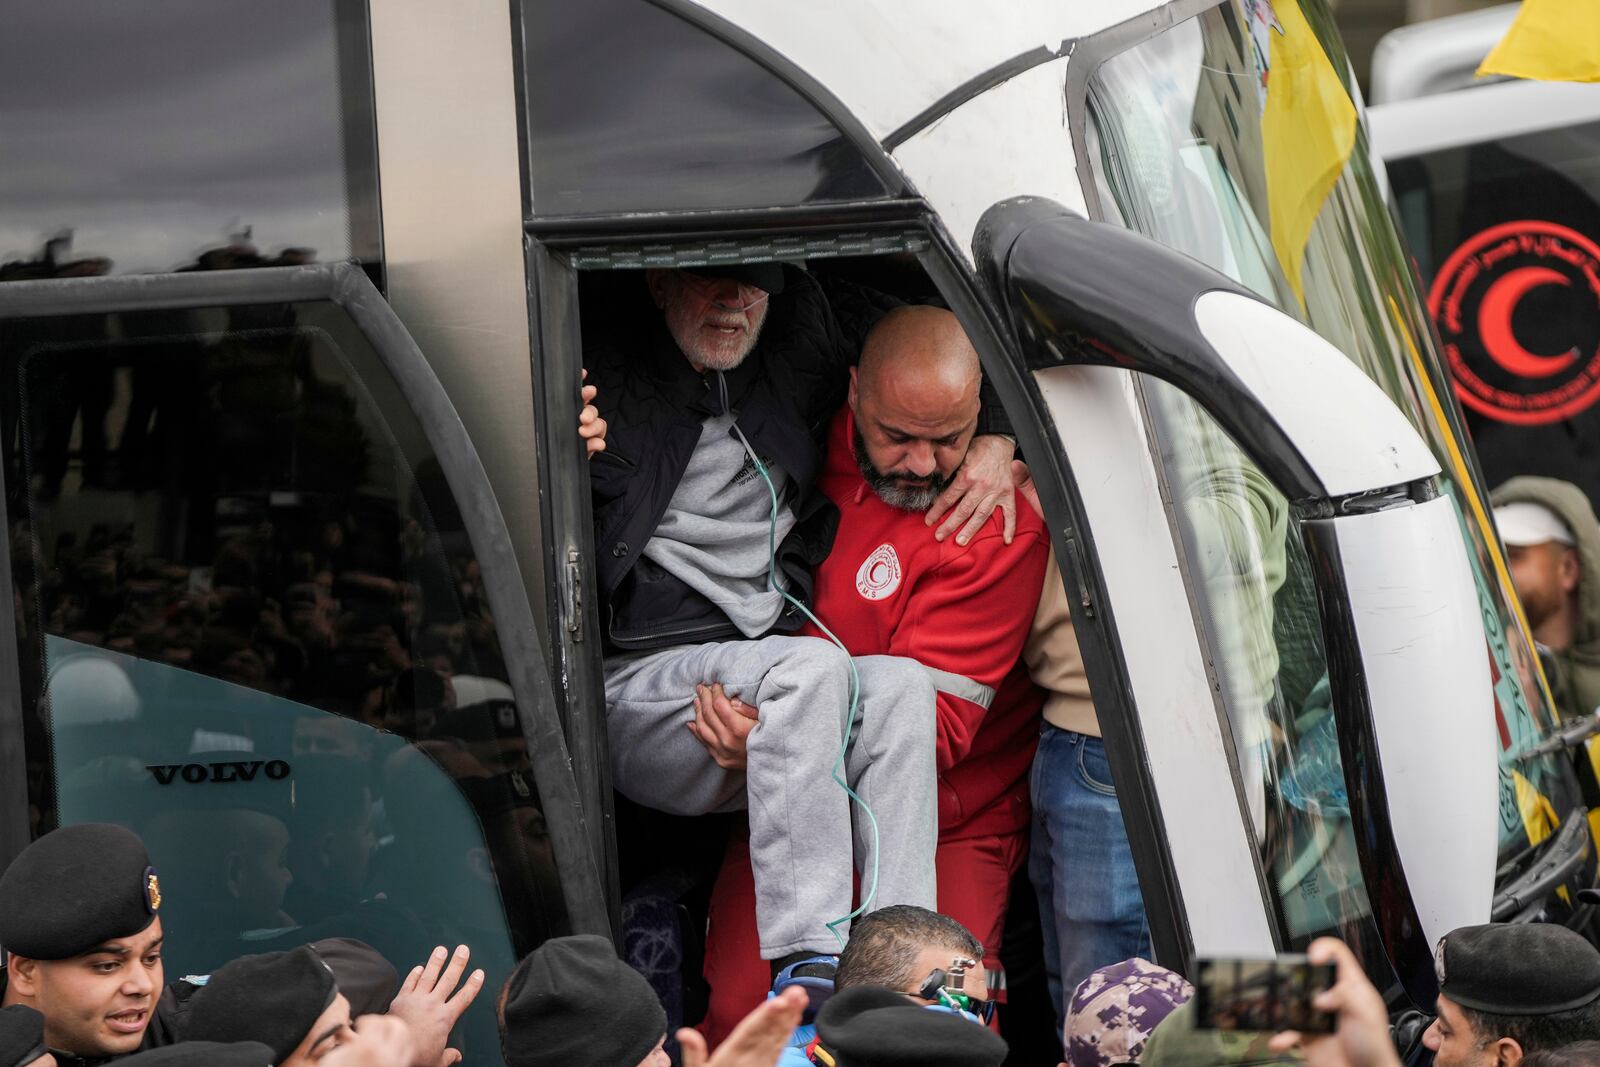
[815,985,1009,1067]
[434,700,522,745]
[501,935,665,1067]
[309,939,398,1017]
[114,1042,276,1067]
[185,947,338,1061]
[1437,924,1600,1015]
[0,823,160,960]
[0,1006,46,1067]
[457,773,539,819]
[682,263,786,295]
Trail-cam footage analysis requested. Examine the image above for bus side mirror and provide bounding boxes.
[975,198,1437,501]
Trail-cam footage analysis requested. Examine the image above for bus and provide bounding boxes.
[0,0,1584,1061]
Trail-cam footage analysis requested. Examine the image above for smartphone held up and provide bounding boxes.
[1194,955,1338,1034]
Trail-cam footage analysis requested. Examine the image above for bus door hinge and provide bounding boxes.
[563,548,584,642]
[1063,532,1096,620]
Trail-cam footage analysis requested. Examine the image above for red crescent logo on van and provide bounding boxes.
[1428,220,1600,426]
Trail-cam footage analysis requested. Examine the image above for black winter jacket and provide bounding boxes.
[585,268,1008,653]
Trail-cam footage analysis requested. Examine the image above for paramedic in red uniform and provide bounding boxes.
[697,305,1049,1042]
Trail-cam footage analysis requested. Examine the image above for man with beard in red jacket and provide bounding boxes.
[694,305,1048,1042]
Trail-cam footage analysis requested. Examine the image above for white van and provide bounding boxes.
[0,0,1580,1057]
[1370,5,1600,507]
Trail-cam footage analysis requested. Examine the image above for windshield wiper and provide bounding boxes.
[1491,807,1591,922]
[1505,711,1600,764]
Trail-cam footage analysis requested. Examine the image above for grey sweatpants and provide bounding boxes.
[604,635,938,958]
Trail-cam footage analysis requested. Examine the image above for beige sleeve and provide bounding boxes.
[1023,549,1101,736]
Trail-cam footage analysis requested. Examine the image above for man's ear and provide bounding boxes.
[7,953,41,998]
[1561,546,1582,594]
[848,366,859,412]
[644,269,670,310]
[1494,1036,1525,1067]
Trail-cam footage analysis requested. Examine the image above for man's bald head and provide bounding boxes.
[849,306,983,511]
[856,305,981,404]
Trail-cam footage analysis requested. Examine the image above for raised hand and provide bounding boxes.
[387,945,485,1067]
[579,368,607,456]
[323,1016,417,1067]
[678,985,807,1067]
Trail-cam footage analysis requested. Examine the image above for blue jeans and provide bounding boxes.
[1028,723,1151,1028]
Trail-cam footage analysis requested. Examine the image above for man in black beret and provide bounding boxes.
[1423,923,1600,1067]
[812,984,1009,1067]
[0,1006,53,1067]
[497,935,667,1067]
[309,940,398,1019]
[185,947,347,1067]
[186,942,481,1067]
[0,824,166,1062]
[122,1022,415,1067]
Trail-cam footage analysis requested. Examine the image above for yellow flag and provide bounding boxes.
[1512,767,1559,846]
[1259,0,1357,306]
[1479,0,1600,83]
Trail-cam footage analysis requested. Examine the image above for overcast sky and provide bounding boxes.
[0,0,359,273]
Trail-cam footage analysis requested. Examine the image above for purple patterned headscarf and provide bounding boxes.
[1065,958,1195,1067]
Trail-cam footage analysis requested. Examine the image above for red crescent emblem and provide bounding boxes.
[1477,266,1577,378]
[1428,220,1600,426]
[855,544,902,601]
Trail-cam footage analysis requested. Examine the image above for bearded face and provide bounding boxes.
[655,271,770,372]
[1507,541,1579,640]
[852,425,954,511]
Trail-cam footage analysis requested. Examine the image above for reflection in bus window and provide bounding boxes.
[0,0,379,282]
[1149,397,1370,945]
[1085,0,1587,957]
[2,300,564,1067]
[520,0,892,217]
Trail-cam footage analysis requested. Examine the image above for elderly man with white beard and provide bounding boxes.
[584,263,1021,987]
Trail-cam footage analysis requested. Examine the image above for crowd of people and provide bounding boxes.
[7,822,1600,1067]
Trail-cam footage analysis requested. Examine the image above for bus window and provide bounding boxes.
[1,292,565,1063]
[1141,391,1367,947]
[1086,11,1375,953]
[519,0,895,217]
[0,0,380,284]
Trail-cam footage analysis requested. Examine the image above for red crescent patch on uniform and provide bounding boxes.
[855,543,903,601]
